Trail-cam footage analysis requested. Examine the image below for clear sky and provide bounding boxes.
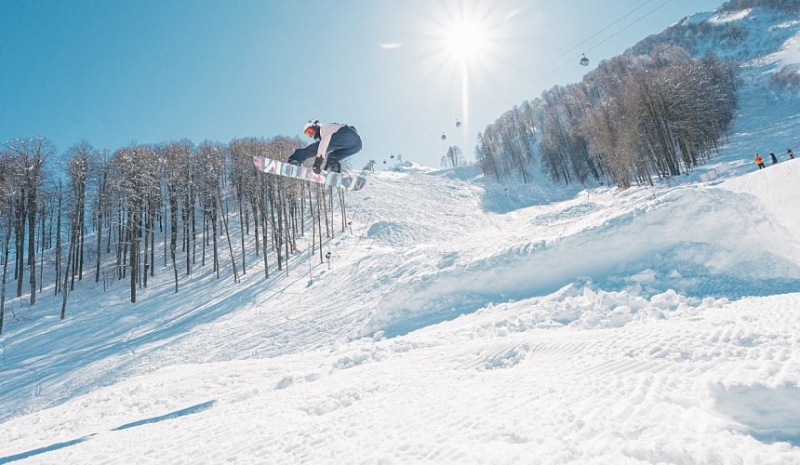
[0,0,725,168]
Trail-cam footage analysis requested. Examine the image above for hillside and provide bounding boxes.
[1,158,799,463]
[1,3,800,464]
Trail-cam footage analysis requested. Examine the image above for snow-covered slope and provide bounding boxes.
[1,156,799,463]
[2,3,800,464]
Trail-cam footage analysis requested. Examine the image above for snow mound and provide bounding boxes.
[361,178,800,338]
[366,221,419,245]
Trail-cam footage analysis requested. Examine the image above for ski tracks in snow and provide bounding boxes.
[1,275,799,463]
[246,292,800,463]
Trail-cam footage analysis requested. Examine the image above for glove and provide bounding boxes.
[312,156,325,174]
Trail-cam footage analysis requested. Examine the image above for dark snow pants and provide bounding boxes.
[287,126,362,164]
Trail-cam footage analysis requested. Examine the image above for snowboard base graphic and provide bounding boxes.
[253,156,367,191]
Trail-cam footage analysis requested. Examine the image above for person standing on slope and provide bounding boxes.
[788,148,795,160]
[754,153,765,169]
[287,120,362,174]
[770,152,778,165]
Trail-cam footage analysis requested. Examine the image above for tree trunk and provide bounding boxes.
[27,190,37,305]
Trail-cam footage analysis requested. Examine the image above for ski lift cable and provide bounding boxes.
[573,0,673,67]
[531,0,674,81]
[582,0,673,56]
[551,0,660,65]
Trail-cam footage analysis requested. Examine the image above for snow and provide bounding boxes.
[709,9,752,24]
[2,6,800,465]
[776,29,800,68]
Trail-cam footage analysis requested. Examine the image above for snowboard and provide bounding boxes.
[252,156,367,191]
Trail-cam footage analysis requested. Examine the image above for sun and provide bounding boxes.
[414,0,513,146]
[430,1,498,69]
[444,17,489,63]
[430,2,500,141]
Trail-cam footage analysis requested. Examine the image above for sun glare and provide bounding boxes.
[445,18,488,62]
[431,2,501,143]
[418,0,511,146]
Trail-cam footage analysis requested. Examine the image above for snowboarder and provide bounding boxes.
[287,120,362,174]
[788,148,795,160]
[754,153,765,169]
[770,152,778,165]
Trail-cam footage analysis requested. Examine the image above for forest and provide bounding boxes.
[0,135,352,334]
[476,45,739,188]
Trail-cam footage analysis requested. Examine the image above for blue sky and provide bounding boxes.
[1,0,725,168]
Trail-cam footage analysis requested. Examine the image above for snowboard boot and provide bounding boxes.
[325,158,341,173]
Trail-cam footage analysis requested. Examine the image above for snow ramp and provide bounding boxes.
[361,168,800,338]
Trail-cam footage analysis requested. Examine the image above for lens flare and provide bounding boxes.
[416,0,513,148]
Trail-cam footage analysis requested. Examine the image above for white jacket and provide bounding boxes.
[316,123,346,159]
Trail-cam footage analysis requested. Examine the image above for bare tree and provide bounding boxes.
[3,137,54,305]
[161,140,193,292]
[92,150,112,284]
[63,141,92,291]
[108,145,159,303]
[195,141,226,278]
[442,146,465,168]
[0,157,14,334]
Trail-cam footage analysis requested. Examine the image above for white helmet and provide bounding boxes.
[303,120,320,137]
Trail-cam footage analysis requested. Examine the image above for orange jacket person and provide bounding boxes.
[754,153,765,169]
